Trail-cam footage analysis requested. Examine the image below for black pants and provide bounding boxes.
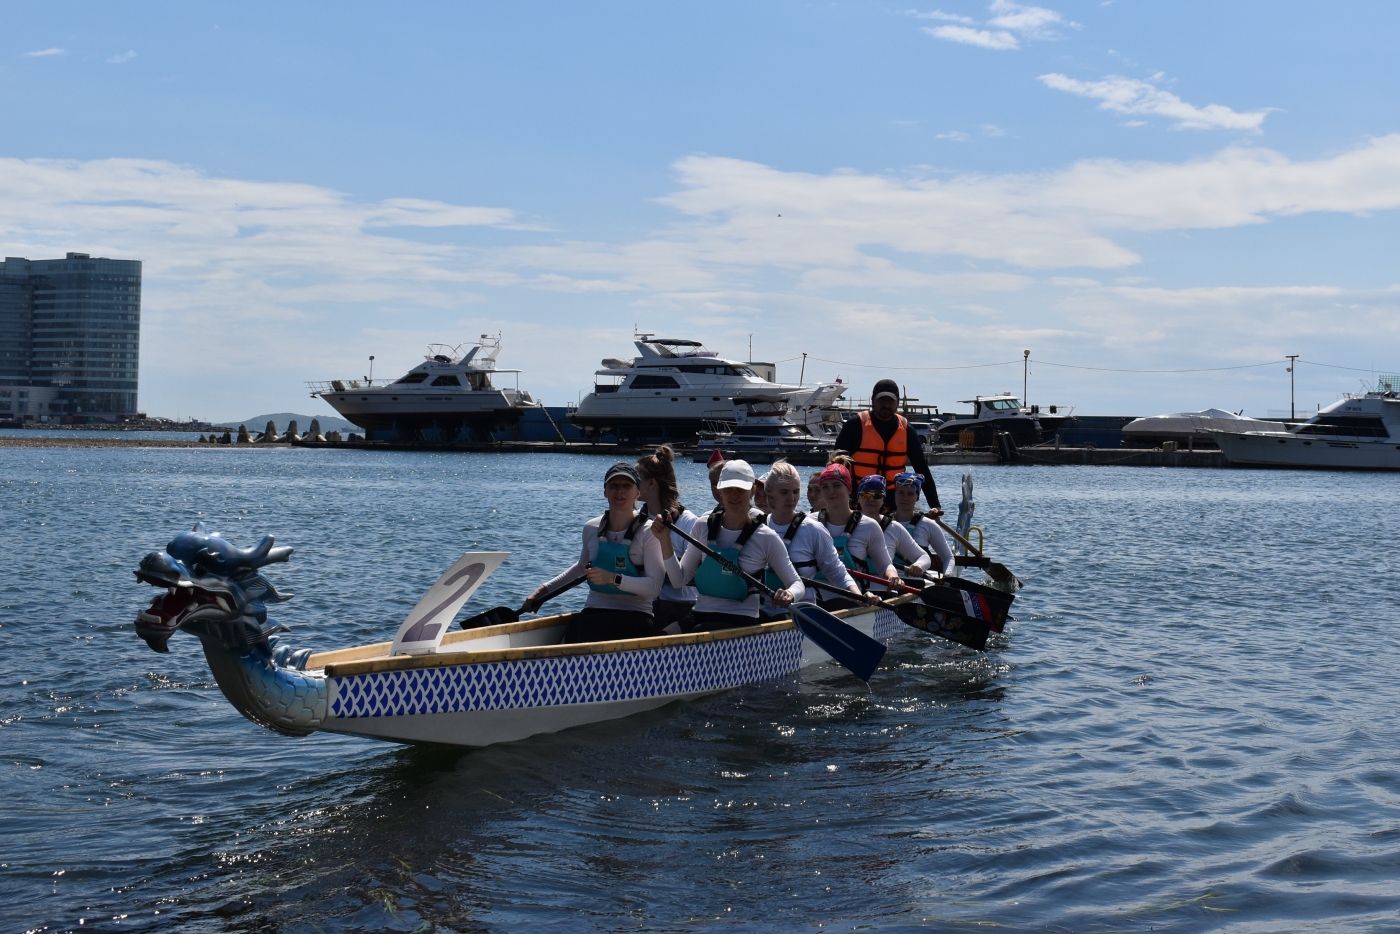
[690,610,762,632]
[563,608,655,644]
[652,599,695,635]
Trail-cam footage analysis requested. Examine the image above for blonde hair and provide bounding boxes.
[766,459,801,487]
[636,444,680,516]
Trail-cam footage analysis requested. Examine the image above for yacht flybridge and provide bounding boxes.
[1212,385,1400,470]
[308,335,539,438]
[570,334,847,441]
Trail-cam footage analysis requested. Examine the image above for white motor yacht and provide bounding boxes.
[570,334,846,441]
[308,335,539,437]
[693,390,839,462]
[1123,409,1285,448]
[1212,384,1400,470]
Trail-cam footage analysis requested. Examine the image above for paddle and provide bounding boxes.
[930,514,1020,589]
[902,571,1013,633]
[799,575,990,652]
[458,573,590,630]
[659,516,887,682]
[845,568,1002,642]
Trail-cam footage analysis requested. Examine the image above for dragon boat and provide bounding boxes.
[131,523,1000,748]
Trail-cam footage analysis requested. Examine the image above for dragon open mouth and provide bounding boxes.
[134,588,226,652]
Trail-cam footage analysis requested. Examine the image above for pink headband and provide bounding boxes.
[819,463,852,490]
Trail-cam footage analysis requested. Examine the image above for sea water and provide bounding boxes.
[2,447,1399,933]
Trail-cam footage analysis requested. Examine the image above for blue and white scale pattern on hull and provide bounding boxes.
[330,627,807,720]
[870,608,901,643]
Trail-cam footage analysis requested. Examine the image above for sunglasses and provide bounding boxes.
[858,490,885,499]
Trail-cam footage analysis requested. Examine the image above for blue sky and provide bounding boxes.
[2,1,1398,419]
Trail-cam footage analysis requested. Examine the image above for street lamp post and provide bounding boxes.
[1023,350,1030,406]
[1286,355,1298,420]
[368,355,375,386]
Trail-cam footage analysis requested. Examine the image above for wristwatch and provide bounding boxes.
[614,573,623,587]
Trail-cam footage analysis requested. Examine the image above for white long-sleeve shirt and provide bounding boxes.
[543,514,666,615]
[764,513,855,608]
[905,514,956,576]
[665,513,805,617]
[882,517,933,574]
[822,512,892,579]
[657,507,702,604]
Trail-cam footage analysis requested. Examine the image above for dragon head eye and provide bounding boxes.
[192,563,208,577]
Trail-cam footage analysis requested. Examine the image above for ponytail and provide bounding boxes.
[636,444,681,518]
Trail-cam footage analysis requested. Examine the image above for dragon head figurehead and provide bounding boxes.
[133,522,325,736]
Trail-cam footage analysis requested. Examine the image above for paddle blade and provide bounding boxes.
[893,601,990,651]
[790,604,887,682]
[458,605,521,630]
[923,579,1013,632]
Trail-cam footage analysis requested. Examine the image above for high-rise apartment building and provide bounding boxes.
[0,252,142,421]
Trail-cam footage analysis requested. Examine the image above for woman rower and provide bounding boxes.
[525,462,665,643]
[855,474,932,583]
[635,444,701,634]
[813,459,896,604]
[807,470,824,511]
[657,459,804,630]
[890,470,956,576]
[760,460,866,619]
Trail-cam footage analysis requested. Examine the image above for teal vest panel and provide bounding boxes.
[588,540,642,595]
[695,548,750,601]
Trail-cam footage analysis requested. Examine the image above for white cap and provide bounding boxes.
[716,459,756,490]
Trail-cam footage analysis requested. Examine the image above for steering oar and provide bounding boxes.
[459,573,590,630]
[659,516,886,682]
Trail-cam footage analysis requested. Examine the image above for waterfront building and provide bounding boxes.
[0,253,142,421]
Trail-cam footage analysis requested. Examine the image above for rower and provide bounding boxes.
[759,460,866,620]
[657,459,804,631]
[636,444,701,635]
[833,378,940,511]
[807,470,824,511]
[813,460,895,607]
[855,474,931,586]
[890,470,956,577]
[754,472,769,512]
[525,462,665,643]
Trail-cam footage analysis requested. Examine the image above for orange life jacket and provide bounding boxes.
[853,411,909,483]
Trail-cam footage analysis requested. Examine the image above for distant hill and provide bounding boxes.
[215,412,359,433]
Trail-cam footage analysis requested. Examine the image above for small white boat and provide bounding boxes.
[1213,386,1400,470]
[693,391,837,463]
[1123,408,1285,448]
[132,524,927,748]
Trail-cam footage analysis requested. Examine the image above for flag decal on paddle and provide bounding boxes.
[960,590,993,622]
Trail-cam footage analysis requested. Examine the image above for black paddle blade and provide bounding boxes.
[893,601,990,651]
[922,578,1013,632]
[790,604,887,682]
[458,605,521,630]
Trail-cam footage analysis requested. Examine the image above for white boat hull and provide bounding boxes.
[314,607,906,747]
[1214,431,1400,470]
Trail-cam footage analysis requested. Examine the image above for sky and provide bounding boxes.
[2,1,1398,420]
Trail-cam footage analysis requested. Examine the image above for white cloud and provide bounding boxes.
[4,144,1399,418]
[23,48,65,58]
[925,24,1019,50]
[937,130,971,141]
[108,51,137,64]
[909,9,978,24]
[1039,73,1271,131]
[922,0,1074,50]
[986,0,1069,38]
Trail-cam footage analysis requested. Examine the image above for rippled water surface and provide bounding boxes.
[3,447,1399,933]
